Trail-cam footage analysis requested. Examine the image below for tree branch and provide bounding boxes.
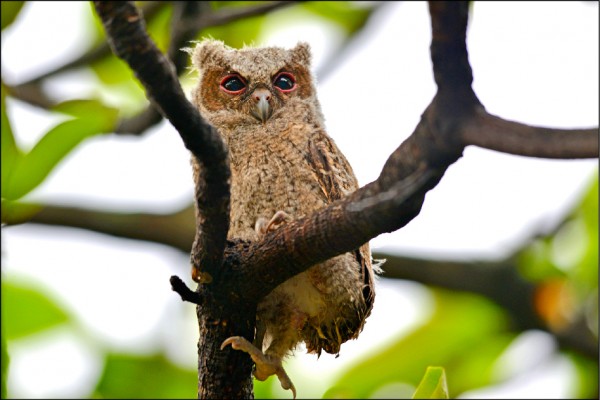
[381,253,598,359]
[90,0,598,397]
[462,109,599,158]
[25,202,196,252]
[92,1,230,276]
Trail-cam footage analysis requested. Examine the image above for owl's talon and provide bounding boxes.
[255,210,292,236]
[221,336,297,399]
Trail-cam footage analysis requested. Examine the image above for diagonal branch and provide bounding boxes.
[92,1,230,275]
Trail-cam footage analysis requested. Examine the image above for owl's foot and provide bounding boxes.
[255,210,293,236]
[221,336,297,399]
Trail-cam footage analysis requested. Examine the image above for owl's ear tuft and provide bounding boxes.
[192,39,229,70]
[291,42,311,67]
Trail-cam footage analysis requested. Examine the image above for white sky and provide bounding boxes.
[1,1,598,398]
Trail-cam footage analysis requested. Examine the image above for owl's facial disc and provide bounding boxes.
[250,88,273,123]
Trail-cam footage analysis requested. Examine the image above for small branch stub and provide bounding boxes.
[170,275,202,305]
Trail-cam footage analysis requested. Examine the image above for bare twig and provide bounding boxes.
[170,275,203,305]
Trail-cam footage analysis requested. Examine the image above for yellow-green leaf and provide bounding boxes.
[94,353,196,398]
[1,198,42,225]
[1,84,23,198]
[1,1,25,31]
[3,100,118,200]
[1,279,71,340]
[1,312,8,399]
[412,366,449,399]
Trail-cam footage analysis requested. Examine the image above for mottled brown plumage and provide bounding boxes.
[189,39,377,398]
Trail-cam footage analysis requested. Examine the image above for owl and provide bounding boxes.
[189,39,377,398]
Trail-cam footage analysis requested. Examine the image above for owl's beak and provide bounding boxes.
[251,88,273,123]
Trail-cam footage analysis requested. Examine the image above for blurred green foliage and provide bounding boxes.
[94,353,197,398]
[0,1,24,30]
[1,1,597,399]
[412,366,449,399]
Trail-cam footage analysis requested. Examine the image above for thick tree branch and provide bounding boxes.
[92,2,241,397]
[90,0,598,398]
[462,109,599,158]
[93,1,230,277]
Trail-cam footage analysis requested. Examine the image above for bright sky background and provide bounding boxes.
[1,1,598,398]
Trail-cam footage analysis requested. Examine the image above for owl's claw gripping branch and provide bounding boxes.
[255,210,293,236]
[221,336,297,399]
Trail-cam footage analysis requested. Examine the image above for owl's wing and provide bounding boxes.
[305,133,358,202]
[305,133,375,318]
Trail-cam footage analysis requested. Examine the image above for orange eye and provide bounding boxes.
[273,72,296,92]
[220,74,246,94]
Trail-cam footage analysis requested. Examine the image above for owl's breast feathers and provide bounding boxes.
[224,119,375,356]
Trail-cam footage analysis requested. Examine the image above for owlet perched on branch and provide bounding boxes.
[190,39,377,398]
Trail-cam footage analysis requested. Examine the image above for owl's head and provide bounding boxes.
[190,39,321,130]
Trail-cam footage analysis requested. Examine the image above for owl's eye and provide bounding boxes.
[273,72,296,92]
[220,74,247,94]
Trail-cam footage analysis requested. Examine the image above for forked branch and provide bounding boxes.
[92,1,598,398]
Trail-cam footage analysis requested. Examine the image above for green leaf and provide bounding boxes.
[145,2,173,53]
[1,279,71,340]
[568,351,599,398]
[1,198,42,225]
[330,290,509,398]
[202,17,266,50]
[52,99,119,120]
[1,1,25,31]
[3,100,118,200]
[94,353,197,398]
[412,366,449,399]
[1,309,8,400]
[571,175,598,293]
[1,84,24,199]
[301,1,374,34]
